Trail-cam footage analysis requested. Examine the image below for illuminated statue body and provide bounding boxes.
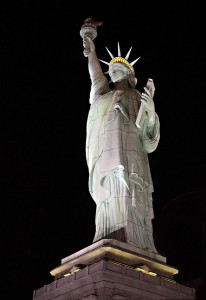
[82,23,160,253]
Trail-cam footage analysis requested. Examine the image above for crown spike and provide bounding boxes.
[125,47,132,60]
[99,59,110,66]
[105,47,114,59]
[130,56,141,66]
[117,42,121,57]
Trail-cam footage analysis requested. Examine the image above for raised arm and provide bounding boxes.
[83,36,103,80]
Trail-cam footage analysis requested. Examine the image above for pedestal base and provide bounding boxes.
[33,239,196,299]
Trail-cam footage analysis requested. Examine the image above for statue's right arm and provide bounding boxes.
[83,36,103,80]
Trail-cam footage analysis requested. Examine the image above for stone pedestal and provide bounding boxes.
[33,239,196,299]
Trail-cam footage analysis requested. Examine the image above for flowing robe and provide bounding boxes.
[86,73,160,253]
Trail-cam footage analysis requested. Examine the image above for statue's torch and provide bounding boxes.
[80,17,103,57]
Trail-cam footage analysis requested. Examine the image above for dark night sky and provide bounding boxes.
[1,2,206,299]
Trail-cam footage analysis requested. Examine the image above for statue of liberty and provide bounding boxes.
[81,18,160,253]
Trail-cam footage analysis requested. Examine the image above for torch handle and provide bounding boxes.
[80,26,97,57]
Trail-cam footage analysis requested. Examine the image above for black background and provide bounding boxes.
[1,2,206,299]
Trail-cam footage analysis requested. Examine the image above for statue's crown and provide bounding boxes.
[99,42,140,75]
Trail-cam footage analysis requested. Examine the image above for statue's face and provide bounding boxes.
[109,63,129,83]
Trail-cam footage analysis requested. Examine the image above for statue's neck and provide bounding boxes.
[114,79,129,90]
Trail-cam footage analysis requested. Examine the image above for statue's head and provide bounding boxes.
[99,42,140,88]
